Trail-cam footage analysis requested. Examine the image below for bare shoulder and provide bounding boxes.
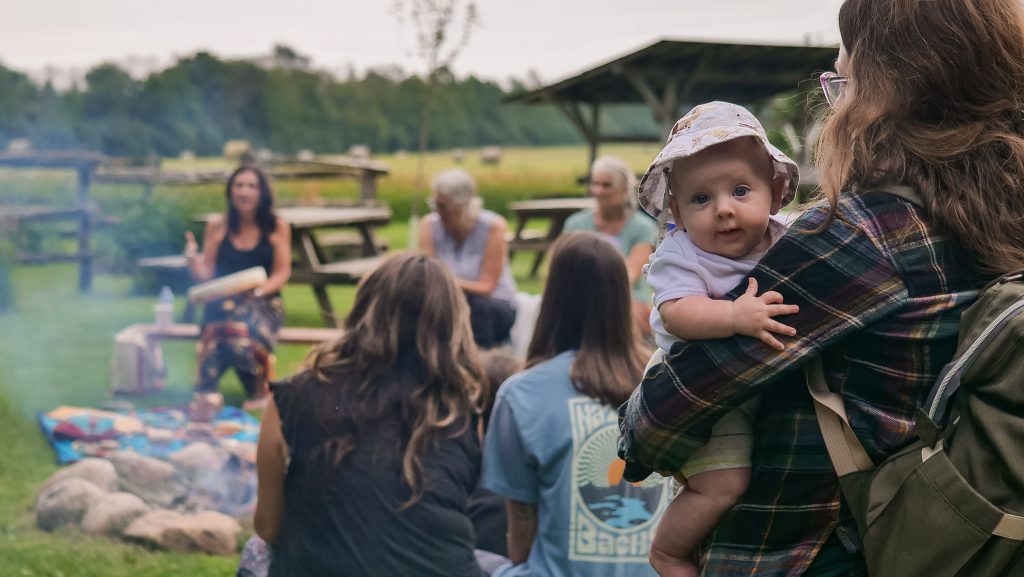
[487,212,509,233]
[420,213,440,235]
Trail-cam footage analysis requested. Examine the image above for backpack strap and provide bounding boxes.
[805,356,874,475]
[923,287,1024,425]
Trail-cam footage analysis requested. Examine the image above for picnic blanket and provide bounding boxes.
[38,405,260,465]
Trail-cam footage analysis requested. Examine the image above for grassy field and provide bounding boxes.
[0,144,630,575]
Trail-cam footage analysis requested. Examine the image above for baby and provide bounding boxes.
[638,102,800,577]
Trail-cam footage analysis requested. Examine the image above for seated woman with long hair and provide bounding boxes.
[481,232,672,577]
[254,253,486,577]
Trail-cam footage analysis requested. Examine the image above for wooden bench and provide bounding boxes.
[136,254,386,294]
[119,323,343,388]
[318,231,388,259]
[128,323,342,345]
[507,229,548,253]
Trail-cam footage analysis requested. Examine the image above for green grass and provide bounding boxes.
[0,144,601,572]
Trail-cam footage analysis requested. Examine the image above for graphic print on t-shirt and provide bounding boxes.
[568,397,670,563]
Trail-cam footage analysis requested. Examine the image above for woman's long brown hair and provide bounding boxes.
[526,232,649,408]
[815,0,1024,275]
[305,252,483,509]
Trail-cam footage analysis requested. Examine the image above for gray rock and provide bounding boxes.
[160,510,242,556]
[168,442,224,472]
[109,451,176,486]
[81,492,149,535]
[124,509,242,555]
[123,509,184,545]
[36,477,105,531]
[109,451,185,506]
[40,458,118,494]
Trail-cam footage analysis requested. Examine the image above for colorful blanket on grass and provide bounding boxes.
[38,405,259,465]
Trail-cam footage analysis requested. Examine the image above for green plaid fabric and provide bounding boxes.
[619,190,984,577]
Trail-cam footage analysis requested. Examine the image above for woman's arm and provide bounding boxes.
[506,500,538,564]
[258,217,292,295]
[255,398,289,544]
[481,393,540,565]
[619,205,909,480]
[186,217,225,282]
[457,217,508,297]
[418,215,436,256]
[625,242,653,288]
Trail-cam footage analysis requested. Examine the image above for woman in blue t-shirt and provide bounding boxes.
[482,232,670,577]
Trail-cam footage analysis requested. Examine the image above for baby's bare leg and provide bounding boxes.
[649,467,750,577]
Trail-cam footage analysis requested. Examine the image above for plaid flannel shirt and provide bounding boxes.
[618,189,983,577]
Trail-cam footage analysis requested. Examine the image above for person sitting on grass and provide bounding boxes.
[419,169,517,349]
[254,252,488,577]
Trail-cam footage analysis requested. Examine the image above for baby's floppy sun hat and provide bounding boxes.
[638,101,800,223]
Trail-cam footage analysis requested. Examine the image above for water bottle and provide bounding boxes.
[155,285,175,328]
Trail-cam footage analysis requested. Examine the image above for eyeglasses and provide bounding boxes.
[819,71,849,109]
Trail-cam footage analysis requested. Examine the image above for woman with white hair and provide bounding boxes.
[564,156,657,336]
[419,168,517,348]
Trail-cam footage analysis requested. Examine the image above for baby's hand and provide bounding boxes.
[730,278,799,351]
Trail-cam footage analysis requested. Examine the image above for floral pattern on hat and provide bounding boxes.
[638,101,800,222]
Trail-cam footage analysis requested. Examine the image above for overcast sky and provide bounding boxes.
[0,0,844,84]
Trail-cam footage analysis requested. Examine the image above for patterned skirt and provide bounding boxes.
[195,294,283,399]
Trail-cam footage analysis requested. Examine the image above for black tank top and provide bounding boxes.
[270,372,485,577]
[215,230,275,279]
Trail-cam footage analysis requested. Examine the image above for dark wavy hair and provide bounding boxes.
[305,252,484,509]
[526,231,649,408]
[815,0,1024,275]
[225,166,278,236]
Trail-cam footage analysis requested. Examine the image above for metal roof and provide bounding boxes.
[509,39,838,106]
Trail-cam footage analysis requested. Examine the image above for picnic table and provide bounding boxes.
[507,197,594,277]
[191,205,392,327]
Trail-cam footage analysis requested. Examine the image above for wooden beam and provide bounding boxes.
[625,72,669,119]
[589,103,601,167]
[359,169,377,201]
[553,98,595,141]
[0,151,103,169]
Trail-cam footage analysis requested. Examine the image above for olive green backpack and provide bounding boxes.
[807,270,1024,577]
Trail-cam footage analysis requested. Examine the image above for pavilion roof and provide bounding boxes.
[509,38,838,106]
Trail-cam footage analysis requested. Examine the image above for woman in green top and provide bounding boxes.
[564,155,657,337]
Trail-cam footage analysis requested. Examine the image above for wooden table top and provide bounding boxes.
[196,206,392,229]
[508,197,594,215]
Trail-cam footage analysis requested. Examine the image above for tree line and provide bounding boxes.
[0,46,659,158]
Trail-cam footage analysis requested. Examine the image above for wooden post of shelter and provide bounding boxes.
[589,103,601,167]
[76,165,94,292]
